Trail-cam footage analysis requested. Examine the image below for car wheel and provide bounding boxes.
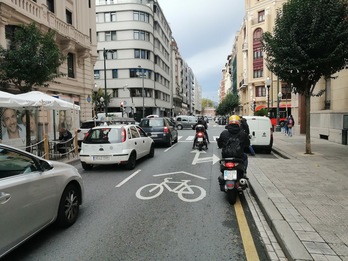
[125,152,136,170]
[56,184,80,228]
[81,162,93,170]
[166,136,173,147]
[148,144,155,158]
[177,125,183,130]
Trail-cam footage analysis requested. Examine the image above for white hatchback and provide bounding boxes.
[79,125,155,170]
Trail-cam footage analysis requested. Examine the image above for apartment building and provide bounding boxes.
[226,0,348,144]
[94,0,175,120]
[0,0,98,126]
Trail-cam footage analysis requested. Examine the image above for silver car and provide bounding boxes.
[0,144,84,258]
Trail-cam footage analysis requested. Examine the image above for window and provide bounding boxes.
[112,69,118,79]
[67,53,75,78]
[105,31,116,41]
[255,86,266,97]
[66,10,72,25]
[105,12,116,22]
[133,30,150,41]
[134,49,150,59]
[94,70,100,79]
[130,126,140,138]
[258,10,265,22]
[47,0,54,13]
[253,69,263,78]
[112,89,119,98]
[133,11,149,23]
[253,48,263,59]
[253,28,263,42]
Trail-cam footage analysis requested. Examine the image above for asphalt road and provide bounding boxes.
[3,125,270,261]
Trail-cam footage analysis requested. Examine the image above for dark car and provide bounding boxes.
[138,117,178,147]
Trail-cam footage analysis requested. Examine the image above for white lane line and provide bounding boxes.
[164,143,177,152]
[115,169,141,187]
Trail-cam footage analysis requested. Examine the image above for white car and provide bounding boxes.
[0,144,84,259]
[79,124,155,170]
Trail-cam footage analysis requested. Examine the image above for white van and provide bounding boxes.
[242,116,273,153]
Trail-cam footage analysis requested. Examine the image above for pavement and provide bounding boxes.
[248,131,348,261]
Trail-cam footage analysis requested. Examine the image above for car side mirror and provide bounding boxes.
[147,132,152,137]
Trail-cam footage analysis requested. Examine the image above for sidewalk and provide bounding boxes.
[249,131,348,261]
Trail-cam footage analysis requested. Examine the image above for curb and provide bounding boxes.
[248,170,312,261]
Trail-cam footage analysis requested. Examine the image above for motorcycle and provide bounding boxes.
[218,157,248,204]
[216,137,247,204]
[192,124,208,151]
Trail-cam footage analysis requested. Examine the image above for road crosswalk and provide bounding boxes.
[177,136,220,142]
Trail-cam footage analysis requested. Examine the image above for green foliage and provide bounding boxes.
[255,108,267,116]
[201,98,214,110]
[262,0,348,96]
[0,23,65,92]
[216,93,239,115]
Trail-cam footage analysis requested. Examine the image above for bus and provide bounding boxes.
[256,105,291,127]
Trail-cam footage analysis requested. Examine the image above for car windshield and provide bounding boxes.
[84,128,121,144]
[139,119,163,127]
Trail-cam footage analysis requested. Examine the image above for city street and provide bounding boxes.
[2,125,272,261]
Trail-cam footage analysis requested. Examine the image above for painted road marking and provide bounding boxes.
[234,197,260,261]
[191,150,220,165]
[115,169,141,187]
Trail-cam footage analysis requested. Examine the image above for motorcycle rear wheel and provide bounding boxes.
[226,189,238,205]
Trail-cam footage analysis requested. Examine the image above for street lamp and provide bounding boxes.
[138,65,145,118]
[276,92,282,132]
[265,77,271,117]
[103,48,114,118]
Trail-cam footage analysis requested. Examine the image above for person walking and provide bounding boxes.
[287,115,295,137]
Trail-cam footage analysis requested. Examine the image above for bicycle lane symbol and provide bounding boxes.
[135,171,207,202]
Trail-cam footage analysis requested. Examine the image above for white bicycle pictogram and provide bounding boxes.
[136,178,206,202]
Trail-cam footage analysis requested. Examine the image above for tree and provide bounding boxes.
[262,0,348,154]
[216,93,239,115]
[201,98,214,111]
[0,23,65,150]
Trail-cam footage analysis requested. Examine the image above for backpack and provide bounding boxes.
[222,133,244,158]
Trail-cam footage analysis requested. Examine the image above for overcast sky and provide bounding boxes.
[158,0,245,102]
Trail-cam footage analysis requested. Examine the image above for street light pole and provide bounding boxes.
[103,48,108,118]
[265,77,271,117]
[138,65,145,118]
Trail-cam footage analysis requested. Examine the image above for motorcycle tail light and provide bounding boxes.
[197,132,204,137]
[224,162,237,168]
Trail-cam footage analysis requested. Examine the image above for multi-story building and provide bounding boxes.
[227,0,348,144]
[94,0,175,120]
[0,0,97,139]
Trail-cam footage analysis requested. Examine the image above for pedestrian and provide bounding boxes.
[287,115,295,137]
[284,117,289,136]
[240,116,255,156]
[58,127,73,154]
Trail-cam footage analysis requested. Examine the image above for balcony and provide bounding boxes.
[239,79,248,90]
[5,0,91,51]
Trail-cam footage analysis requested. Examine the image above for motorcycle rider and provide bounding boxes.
[217,115,250,177]
[191,117,209,149]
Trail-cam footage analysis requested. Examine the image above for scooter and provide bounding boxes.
[192,124,208,151]
[218,157,248,204]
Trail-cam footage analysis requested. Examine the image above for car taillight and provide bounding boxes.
[164,127,169,133]
[197,132,204,137]
[121,127,126,142]
[224,162,237,168]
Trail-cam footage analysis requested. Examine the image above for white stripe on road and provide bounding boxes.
[115,169,141,187]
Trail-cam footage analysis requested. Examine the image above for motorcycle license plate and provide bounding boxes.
[224,170,237,180]
[197,137,203,142]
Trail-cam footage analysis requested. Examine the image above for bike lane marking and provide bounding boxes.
[115,169,142,187]
[234,197,260,261]
[153,171,207,180]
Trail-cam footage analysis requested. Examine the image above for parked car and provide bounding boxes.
[175,115,198,130]
[0,144,84,259]
[138,117,178,147]
[77,120,109,147]
[79,124,155,170]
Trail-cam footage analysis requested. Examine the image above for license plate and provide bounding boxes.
[151,134,158,137]
[92,156,110,160]
[197,137,203,142]
[224,170,237,180]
